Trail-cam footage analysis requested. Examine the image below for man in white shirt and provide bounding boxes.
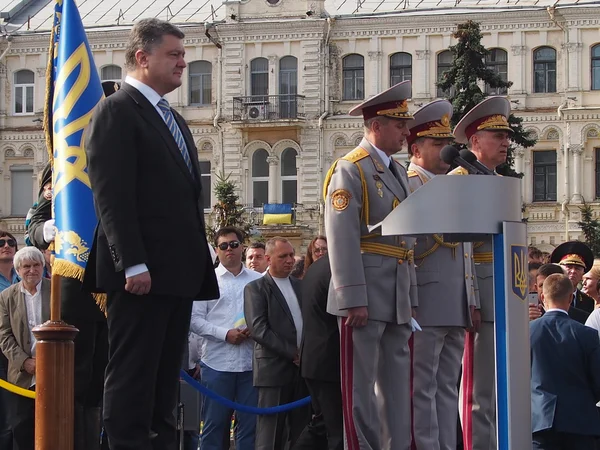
[244,237,310,450]
[191,227,262,450]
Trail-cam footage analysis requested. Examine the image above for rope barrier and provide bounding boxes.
[179,370,311,415]
[0,378,36,399]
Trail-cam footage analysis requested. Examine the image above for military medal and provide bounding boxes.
[375,181,384,198]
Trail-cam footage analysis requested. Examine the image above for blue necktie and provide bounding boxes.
[157,98,194,175]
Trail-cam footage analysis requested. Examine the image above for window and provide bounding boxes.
[279,56,298,118]
[10,164,33,216]
[251,58,269,99]
[595,148,600,199]
[280,148,297,204]
[390,52,412,87]
[485,48,508,95]
[13,70,34,115]
[437,51,455,98]
[189,61,212,106]
[533,47,556,93]
[199,161,212,209]
[592,44,600,90]
[252,149,269,207]
[533,151,557,202]
[342,54,364,101]
[100,65,122,82]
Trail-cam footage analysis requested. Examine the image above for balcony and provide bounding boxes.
[232,95,306,122]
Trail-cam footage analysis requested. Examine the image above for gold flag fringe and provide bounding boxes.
[52,259,107,313]
[43,21,56,164]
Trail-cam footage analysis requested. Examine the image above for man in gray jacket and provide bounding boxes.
[324,80,417,450]
[406,99,481,450]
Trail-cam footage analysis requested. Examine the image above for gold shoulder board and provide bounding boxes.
[407,170,418,178]
[448,166,469,176]
[342,147,369,163]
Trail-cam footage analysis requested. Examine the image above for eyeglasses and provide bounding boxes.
[217,240,241,251]
[313,246,327,255]
[0,239,17,248]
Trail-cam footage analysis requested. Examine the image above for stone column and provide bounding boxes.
[510,45,527,95]
[267,155,279,203]
[514,146,525,200]
[367,50,382,99]
[562,42,583,92]
[415,50,430,99]
[0,63,7,128]
[570,144,584,203]
[268,55,278,96]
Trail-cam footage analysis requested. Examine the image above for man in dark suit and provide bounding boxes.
[530,273,600,449]
[84,18,218,450]
[551,241,595,314]
[244,237,310,450]
[297,254,342,450]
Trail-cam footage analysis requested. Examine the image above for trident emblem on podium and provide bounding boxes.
[511,245,528,301]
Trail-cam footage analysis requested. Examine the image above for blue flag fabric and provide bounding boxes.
[263,203,293,225]
[45,0,103,280]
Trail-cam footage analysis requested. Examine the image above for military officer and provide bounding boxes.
[324,80,417,450]
[406,99,481,450]
[449,96,513,450]
[551,241,595,316]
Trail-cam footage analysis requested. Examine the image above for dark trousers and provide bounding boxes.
[300,378,343,450]
[0,355,14,450]
[533,430,598,450]
[11,388,35,450]
[255,371,311,450]
[103,291,193,450]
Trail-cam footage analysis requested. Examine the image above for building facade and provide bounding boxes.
[1,0,599,253]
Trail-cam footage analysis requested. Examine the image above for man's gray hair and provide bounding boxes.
[125,18,185,71]
[14,247,45,271]
[265,237,292,255]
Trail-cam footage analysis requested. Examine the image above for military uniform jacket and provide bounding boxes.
[408,163,479,328]
[449,166,493,322]
[324,138,417,324]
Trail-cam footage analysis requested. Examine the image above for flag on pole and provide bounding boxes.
[44,0,103,283]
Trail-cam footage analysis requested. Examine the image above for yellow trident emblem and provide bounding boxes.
[511,245,527,301]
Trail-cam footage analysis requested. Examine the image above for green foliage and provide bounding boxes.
[437,20,537,177]
[206,172,253,243]
[577,203,600,257]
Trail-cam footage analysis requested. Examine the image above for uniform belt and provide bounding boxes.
[360,242,414,264]
[473,252,493,264]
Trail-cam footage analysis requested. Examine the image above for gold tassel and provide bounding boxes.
[43,22,56,165]
[52,260,107,315]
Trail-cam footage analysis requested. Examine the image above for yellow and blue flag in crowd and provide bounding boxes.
[44,0,103,281]
[262,204,293,225]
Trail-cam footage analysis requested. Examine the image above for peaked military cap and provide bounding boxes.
[453,96,512,144]
[406,99,453,148]
[550,241,594,273]
[349,80,413,120]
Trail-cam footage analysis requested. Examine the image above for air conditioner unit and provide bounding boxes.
[246,103,267,120]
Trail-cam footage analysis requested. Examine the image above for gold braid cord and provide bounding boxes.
[414,234,459,260]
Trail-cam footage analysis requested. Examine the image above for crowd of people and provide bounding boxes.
[0,15,600,450]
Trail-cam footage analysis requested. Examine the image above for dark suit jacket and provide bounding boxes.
[0,279,50,388]
[530,311,600,435]
[575,289,595,314]
[299,255,339,383]
[83,82,218,300]
[244,273,302,387]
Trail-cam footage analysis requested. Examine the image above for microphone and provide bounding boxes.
[459,149,495,175]
[440,145,482,175]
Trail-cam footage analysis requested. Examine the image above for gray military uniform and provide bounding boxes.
[408,163,479,450]
[325,137,417,450]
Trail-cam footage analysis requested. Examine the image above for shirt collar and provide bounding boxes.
[215,263,247,278]
[125,75,163,108]
[20,279,42,296]
[368,140,391,167]
[545,308,569,316]
[410,163,437,181]
[0,268,19,283]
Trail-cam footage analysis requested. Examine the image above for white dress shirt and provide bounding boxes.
[190,264,262,372]
[20,280,43,387]
[585,308,600,336]
[123,75,186,279]
[545,308,569,315]
[271,275,303,348]
[367,139,391,168]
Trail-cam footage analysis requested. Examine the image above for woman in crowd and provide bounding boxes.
[582,265,600,308]
[303,236,327,276]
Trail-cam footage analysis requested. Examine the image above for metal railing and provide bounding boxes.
[232,95,306,121]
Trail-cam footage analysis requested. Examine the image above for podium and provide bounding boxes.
[381,175,530,450]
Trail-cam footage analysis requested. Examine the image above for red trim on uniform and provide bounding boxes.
[409,334,417,450]
[461,331,475,450]
[341,322,360,450]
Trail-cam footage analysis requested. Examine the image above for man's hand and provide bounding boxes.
[191,363,200,380]
[469,306,482,333]
[226,329,248,345]
[43,219,56,243]
[293,352,300,366]
[23,358,35,375]
[412,308,417,319]
[528,304,543,321]
[125,272,151,295]
[345,306,368,328]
